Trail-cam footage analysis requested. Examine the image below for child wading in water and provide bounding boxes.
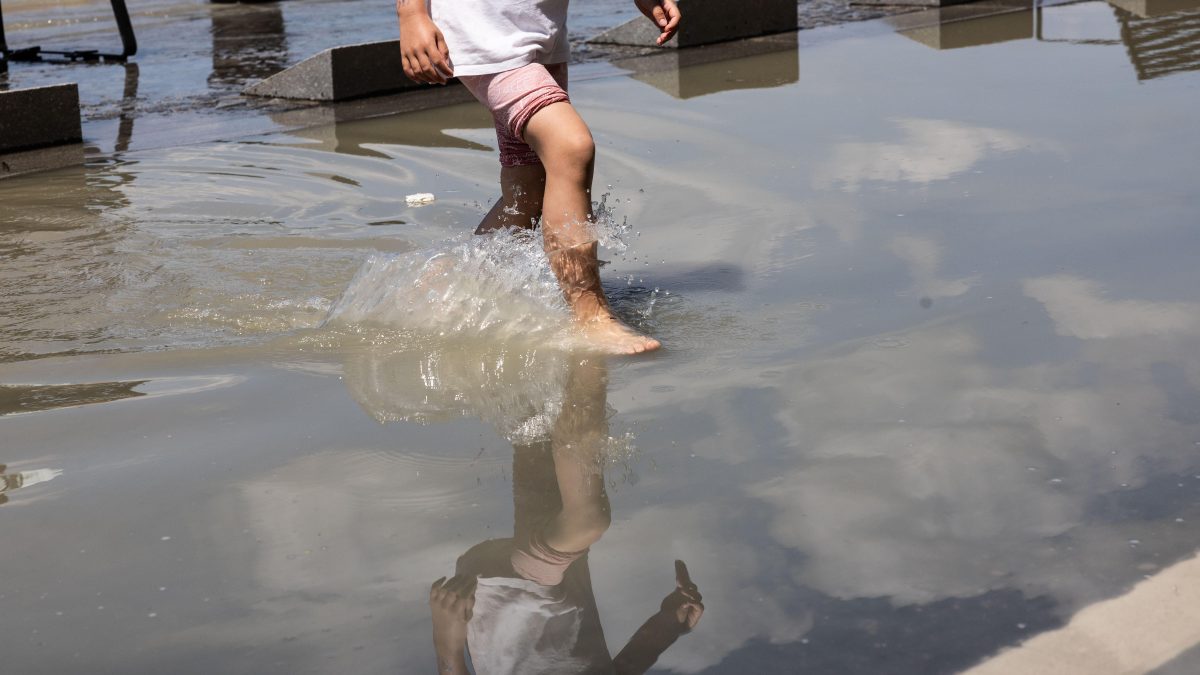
[397,0,680,355]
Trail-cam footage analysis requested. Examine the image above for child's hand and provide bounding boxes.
[398,9,454,84]
[429,575,477,650]
[659,560,704,630]
[635,0,682,45]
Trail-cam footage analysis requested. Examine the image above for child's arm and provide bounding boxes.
[612,560,705,674]
[396,0,454,84]
[429,575,477,674]
[634,0,682,45]
[429,571,475,672]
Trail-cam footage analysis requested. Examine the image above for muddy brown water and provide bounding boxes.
[4,4,1200,673]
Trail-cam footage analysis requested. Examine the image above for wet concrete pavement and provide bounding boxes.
[0,0,912,157]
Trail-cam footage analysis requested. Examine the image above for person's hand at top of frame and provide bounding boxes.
[396,0,454,84]
[635,0,682,45]
[660,560,704,631]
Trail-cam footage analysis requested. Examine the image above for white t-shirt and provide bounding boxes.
[467,576,613,675]
[429,0,571,76]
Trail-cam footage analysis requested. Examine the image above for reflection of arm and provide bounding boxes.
[433,642,469,675]
[429,575,476,674]
[612,612,690,675]
[613,561,705,675]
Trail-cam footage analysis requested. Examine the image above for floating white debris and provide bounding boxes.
[405,193,436,207]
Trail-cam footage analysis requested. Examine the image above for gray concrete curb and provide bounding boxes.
[590,0,799,48]
[0,83,83,153]
[244,40,456,102]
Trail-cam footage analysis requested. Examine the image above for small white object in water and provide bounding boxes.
[406,193,436,207]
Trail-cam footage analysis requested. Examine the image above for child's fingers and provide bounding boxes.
[658,3,680,44]
[652,5,668,27]
[416,51,444,84]
[434,54,454,80]
[663,9,680,35]
[675,559,693,587]
[408,54,429,83]
[435,32,454,78]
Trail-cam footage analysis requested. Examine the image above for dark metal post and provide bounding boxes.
[110,0,137,58]
[1,1,10,56]
[0,0,136,61]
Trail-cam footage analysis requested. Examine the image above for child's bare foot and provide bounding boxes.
[578,313,662,355]
[548,241,662,355]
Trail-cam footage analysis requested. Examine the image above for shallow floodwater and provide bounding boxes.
[5,4,1200,673]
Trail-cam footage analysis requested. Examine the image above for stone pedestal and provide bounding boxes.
[887,1,1035,49]
[613,33,799,99]
[244,40,454,101]
[590,0,798,48]
[1109,0,1200,17]
[0,83,83,153]
[853,0,977,7]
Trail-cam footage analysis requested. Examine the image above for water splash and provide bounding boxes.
[592,193,632,254]
[342,342,570,443]
[325,228,571,341]
[324,194,634,344]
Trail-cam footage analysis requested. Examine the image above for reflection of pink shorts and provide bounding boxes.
[458,62,570,167]
[510,522,587,587]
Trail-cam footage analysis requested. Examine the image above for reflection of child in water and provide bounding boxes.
[396,0,680,355]
[426,359,703,674]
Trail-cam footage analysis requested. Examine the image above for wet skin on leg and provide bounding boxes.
[476,164,547,234]
[521,102,662,355]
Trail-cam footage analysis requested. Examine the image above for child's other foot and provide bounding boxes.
[577,314,662,355]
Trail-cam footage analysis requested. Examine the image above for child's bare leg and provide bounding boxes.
[475,164,547,234]
[543,356,612,553]
[523,102,662,355]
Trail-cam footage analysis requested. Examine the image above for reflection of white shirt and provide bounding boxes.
[468,576,612,674]
[429,0,571,76]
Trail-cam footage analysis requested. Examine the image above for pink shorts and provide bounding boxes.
[459,62,570,168]
[509,521,587,587]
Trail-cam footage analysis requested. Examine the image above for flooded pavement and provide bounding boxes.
[0,0,646,153]
[0,0,906,156]
[4,2,1200,673]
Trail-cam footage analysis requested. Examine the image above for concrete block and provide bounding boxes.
[853,0,977,8]
[613,32,799,99]
[0,83,83,153]
[590,0,798,48]
[0,144,86,179]
[887,1,1035,49]
[1108,0,1200,18]
[245,40,446,101]
[269,96,492,156]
